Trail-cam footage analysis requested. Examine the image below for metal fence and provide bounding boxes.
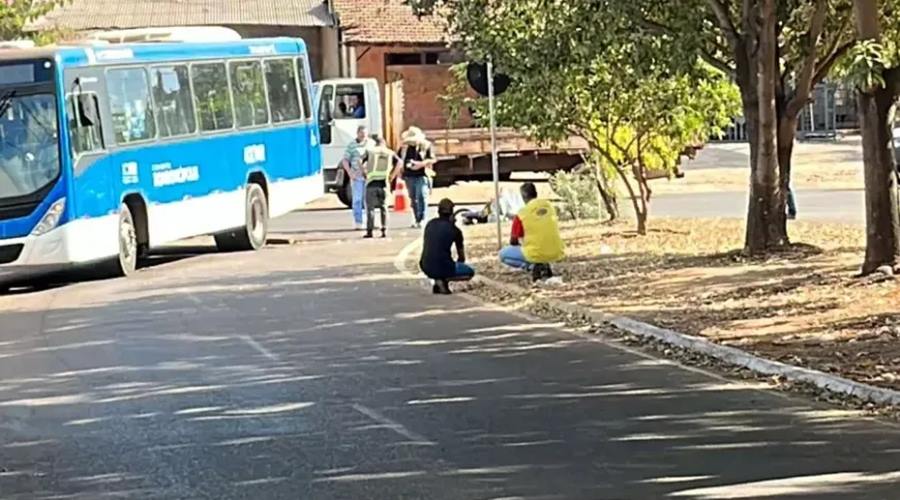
[711,82,859,143]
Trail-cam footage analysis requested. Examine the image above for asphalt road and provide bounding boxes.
[2,206,899,499]
[652,189,864,224]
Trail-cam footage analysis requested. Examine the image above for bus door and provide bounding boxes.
[63,69,114,218]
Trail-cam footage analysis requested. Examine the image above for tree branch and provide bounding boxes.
[785,0,828,119]
[707,0,740,50]
[701,48,735,75]
[812,40,854,85]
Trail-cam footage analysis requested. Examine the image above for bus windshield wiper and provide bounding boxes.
[0,90,15,118]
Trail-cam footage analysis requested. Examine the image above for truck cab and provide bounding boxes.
[314,78,381,206]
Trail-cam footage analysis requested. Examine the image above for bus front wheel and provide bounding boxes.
[215,184,269,252]
[108,204,138,277]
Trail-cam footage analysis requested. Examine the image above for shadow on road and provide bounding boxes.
[1,263,900,498]
[0,245,220,297]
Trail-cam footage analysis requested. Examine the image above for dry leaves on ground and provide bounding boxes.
[466,217,900,392]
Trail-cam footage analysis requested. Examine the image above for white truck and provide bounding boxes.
[313,78,587,207]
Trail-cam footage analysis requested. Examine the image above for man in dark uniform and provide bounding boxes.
[420,199,475,294]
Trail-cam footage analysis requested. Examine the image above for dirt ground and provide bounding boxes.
[466,217,900,392]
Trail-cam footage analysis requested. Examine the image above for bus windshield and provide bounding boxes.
[0,90,60,199]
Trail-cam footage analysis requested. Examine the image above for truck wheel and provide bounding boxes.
[215,184,269,252]
[336,180,352,208]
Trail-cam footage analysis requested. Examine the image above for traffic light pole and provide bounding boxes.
[487,58,502,250]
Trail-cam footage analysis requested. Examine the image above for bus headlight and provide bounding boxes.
[31,198,66,237]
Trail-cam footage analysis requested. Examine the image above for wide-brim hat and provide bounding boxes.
[401,126,427,144]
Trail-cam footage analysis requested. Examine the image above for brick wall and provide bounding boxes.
[386,64,474,130]
[354,45,475,133]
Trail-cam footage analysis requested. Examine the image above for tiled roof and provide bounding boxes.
[32,0,333,31]
[332,0,447,45]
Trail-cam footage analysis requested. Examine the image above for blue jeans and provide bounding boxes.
[351,177,366,224]
[499,246,531,270]
[406,176,428,224]
[786,187,797,217]
[447,262,476,281]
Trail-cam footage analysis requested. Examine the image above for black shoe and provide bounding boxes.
[433,280,452,295]
[363,232,373,239]
[381,230,387,238]
[542,264,554,280]
[532,264,545,282]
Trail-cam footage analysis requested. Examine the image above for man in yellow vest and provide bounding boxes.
[499,182,565,281]
[362,135,401,238]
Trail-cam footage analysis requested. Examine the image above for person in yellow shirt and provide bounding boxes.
[499,182,565,281]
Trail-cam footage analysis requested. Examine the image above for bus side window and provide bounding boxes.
[263,59,301,123]
[191,63,234,132]
[67,94,103,155]
[106,67,156,144]
[151,64,196,138]
[229,60,269,128]
[296,56,312,120]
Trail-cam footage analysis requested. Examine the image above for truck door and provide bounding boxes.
[316,82,341,172]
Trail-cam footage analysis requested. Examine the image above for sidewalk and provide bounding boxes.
[465,217,900,394]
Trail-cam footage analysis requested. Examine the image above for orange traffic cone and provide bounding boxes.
[393,179,408,212]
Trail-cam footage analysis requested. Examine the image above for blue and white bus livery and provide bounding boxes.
[0,38,322,282]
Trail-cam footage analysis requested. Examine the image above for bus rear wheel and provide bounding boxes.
[215,183,268,252]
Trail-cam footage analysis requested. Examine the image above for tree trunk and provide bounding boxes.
[594,161,619,221]
[612,164,646,235]
[596,179,619,221]
[858,86,900,273]
[744,0,787,255]
[854,0,900,274]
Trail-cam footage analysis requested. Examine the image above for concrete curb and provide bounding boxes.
[473,274,900,407]
[393,237,900,407]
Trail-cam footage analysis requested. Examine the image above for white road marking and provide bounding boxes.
[351,404,435,446]
[239,335,278,361]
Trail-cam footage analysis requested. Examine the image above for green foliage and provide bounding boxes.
[550,166,603,221]
[424,0,740,232]
[844,39,890,89]
[0,0,69,44]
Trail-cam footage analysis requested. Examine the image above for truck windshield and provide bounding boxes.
[0,90,60,199]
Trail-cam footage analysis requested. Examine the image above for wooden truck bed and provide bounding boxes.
[424,128,589,158]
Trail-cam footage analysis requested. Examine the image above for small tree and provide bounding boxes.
[0,0,69,45]
[425,1,739,234]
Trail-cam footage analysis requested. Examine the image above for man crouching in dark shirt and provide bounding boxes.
[420,198,475,294]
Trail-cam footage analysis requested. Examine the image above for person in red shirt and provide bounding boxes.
[498,184,534,271]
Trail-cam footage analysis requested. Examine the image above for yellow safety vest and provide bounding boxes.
[519,199,565,263]
[366,146,394,184]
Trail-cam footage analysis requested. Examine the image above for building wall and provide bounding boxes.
[353,45,474,132]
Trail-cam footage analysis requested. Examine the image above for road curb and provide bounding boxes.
[393,237,900,407]
[473,274,900,407]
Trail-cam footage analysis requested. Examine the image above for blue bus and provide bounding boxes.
[0,38,321,282]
